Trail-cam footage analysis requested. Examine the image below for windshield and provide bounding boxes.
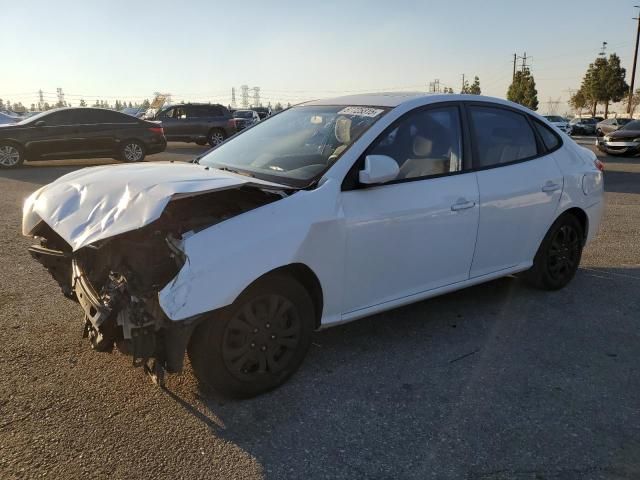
[198,105,388,187]
[234,110,254,119]
[618,118,632,125]
[545,116,564,122]
[622,120,640,130]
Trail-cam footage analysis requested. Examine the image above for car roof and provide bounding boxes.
[301,92,532,111]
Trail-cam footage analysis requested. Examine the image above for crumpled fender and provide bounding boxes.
[158,179,346,325]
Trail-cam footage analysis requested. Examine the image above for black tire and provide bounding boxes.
[596,128,603,137]
[120,139,146,162]
[207,128,225,147]
[188,273,315,398]
[525,214,584,290]
[0,142,24,169]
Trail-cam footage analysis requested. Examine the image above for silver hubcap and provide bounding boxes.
[123,143,143,162]
[0,145,20,167]
[210,132,224,146]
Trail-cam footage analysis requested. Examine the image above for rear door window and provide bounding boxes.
[468,106,538,168]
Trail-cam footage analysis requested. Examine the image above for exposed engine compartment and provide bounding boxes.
[28,185,287,382]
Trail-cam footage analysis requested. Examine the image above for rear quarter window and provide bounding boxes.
[534,120,562,151]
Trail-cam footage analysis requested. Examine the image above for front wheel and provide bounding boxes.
[525,214,584,290]
[188,274,315,398]
[0,142,24,169]
[120,140,145,162]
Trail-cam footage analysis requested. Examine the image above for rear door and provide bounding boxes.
[467,104,563,278]
[75,109,138,156]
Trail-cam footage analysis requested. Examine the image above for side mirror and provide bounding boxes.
[34,120,46,127]
[359,155,399,185]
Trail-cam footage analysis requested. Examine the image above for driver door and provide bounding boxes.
[340,105,479,315]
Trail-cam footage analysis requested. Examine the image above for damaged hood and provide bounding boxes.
[23,162,287,251]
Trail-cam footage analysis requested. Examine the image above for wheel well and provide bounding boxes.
[561,207,588,243]
[263,263,324,329]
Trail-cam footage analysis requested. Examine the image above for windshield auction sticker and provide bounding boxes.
[337,106,384,117]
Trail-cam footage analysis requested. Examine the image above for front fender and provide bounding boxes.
[158,179,345,323]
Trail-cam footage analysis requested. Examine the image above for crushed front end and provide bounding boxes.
[26,185,286,384]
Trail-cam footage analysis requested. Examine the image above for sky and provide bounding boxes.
[2,0,639,114]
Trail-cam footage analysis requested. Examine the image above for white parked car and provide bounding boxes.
[544,115,572,134]
[23,93,604,397]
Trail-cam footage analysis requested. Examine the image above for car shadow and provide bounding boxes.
[159,267,640,478]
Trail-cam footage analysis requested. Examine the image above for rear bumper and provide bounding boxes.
[146,138,167,155]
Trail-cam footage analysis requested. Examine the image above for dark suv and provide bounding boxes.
[153,103,236,147]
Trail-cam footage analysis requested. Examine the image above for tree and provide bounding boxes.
[79,99,87,107]
[0,99,3,110]
[461,76,481,95]
[507,69,538,110]
[628,88,640,117]
[274,102,283,111]
[602,53,628,117]
[569,90,588,116]
[141,99,150,109]
[579,53,628,118]
[30,103,36,112]
[128,101,133,108]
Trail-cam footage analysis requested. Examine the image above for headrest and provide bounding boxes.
[335,116,352,144]
[413,135,433,157]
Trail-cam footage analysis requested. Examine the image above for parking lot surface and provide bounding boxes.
[1,140,639,479]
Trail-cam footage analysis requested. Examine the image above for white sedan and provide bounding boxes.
[23,93,604,397]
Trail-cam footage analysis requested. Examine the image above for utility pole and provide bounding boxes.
[38,89,44,110]
[461,73,465,92]
[628,7,640,114]
[599,41,608,57]
[231,87,236,108]
[513,53,517,81]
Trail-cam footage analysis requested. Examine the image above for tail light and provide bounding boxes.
[148,126,164,135]
[594,159,604,172]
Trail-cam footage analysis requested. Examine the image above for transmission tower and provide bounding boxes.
[517,52,532,72]
[252,87,261,107]
[231,87,237,108]
[240,85,249,108]
[38,89,44,110]
[545,97,562,115]
[56,88,64,107]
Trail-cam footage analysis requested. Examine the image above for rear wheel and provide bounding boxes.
[207,129,225,147]
[120,140,145,162]
[188,273,315,398]
[0,142,24,169]
[525,214,584,290]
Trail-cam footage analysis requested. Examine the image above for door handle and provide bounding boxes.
[541,182,561,193]
[451,200,475,211]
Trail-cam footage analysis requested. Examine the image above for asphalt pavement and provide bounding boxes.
[0,140,639,479]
